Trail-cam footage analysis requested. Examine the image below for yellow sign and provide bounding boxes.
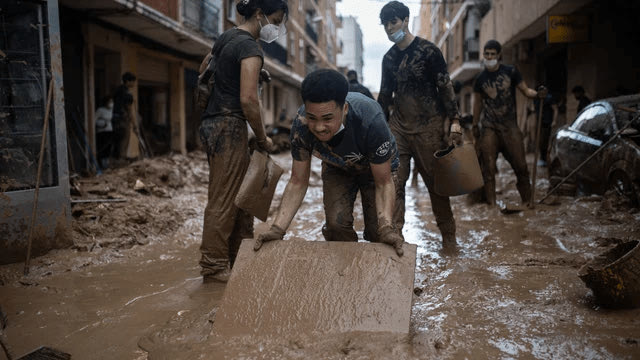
[547,15,590,43]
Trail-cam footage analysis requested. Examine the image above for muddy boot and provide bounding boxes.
[200,254,230,283]
[439,221,457,250]
[202,267,231,283]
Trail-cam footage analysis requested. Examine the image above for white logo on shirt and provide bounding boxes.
[344,152,364,165]
[376,141,391,157]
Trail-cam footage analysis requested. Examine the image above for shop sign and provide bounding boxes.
[547,15,590,43]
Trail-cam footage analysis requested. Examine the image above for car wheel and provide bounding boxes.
[607,170,640,206]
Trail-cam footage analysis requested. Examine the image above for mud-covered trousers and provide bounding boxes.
[391,119,456,242]
[321,163,398,243]
[479,124,532,205]
[198,115,253,276]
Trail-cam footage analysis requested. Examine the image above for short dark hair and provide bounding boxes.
[101,96,112,107]
[346,70,358,80]
[572,85,585,94]
[236,0,289,18]
[122,72,136,83]
[484,40,502,54]
[380,1,410,24]
[301,69,348,107]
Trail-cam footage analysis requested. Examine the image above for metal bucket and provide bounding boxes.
[433,143,484,196]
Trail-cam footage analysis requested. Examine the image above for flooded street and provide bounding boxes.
[1,151,639,359]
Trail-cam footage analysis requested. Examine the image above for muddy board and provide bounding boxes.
[213,239,417,338]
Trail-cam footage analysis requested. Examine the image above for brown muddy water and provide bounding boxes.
[1,152,639,359]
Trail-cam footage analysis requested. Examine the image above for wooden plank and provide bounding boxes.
[213,239,417,337]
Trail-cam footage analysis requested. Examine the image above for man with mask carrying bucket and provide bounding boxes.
[472,39,547,208]
[377,1,463,249]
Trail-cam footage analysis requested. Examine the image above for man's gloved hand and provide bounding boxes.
[449,121,463,146]
[378,224,404,257]
[537,85,548,99]
[256,136,275,153]
[254,224,286,251]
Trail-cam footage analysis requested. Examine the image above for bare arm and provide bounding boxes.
[517,80,538,99]
[240,56,268,142]
[370,160,395,229]
[272,159,311,231]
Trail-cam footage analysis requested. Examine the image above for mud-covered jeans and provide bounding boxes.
[479,124,531,205]
[199,116,253,276]
[321,163,398,243]
[392,118,456,241]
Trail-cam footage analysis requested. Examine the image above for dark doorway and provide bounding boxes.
[138,82,171,155]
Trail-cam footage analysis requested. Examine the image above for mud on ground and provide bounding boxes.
[0,152,639,359]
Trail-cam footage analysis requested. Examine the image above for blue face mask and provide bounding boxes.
[388,20,406,43]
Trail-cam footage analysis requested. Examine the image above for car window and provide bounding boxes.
[571,104,613,140]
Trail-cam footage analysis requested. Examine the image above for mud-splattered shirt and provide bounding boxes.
[203,28,263,119]
[378,37,459,134]
[290,92,399,172]
[473,64,523,128]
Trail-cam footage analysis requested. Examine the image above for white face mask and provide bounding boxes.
[388,20,406,43]
[259,16,282,43]
[484,58,498,68]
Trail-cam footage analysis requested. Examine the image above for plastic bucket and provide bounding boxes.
[433,143,484,196]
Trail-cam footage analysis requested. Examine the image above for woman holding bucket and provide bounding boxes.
[198,0,288,283]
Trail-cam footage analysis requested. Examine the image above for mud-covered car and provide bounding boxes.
[548,94,640,204]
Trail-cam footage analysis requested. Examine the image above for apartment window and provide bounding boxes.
[227,0,236,22]
[446,35,453,63]
[289,32,296,57]
[183,0,221,38]
[299,39,304,63]
[432,16,439,40]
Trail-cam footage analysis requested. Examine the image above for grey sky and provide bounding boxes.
[336,0,422,94]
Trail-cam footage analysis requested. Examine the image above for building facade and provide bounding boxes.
[337,16,364,82]
[1,0,71,264]
[1,0,341,264]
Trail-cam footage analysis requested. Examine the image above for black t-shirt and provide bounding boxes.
[291,92,399,173]
[378,37,459,134]
[348,80,374,100]
[112,84,133,121]
[534,93,556,126]
[577,95,591,114]
[473,64,523,127]
[203,28,263,118]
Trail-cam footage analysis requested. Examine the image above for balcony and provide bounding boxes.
[262,41,287,66]
[183,0,221,39]
[464,38,479,61]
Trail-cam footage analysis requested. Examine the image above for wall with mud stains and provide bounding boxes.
[1,0,71,265]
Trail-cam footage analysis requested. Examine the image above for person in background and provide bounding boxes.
[95,96,114,169]
[377,1,463,249]
[346,70,374,99]
[572,85,591,114]
[472,39,547,207]
[533,91,558,167]
[198,0,287,283]
[111,72,136,160]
